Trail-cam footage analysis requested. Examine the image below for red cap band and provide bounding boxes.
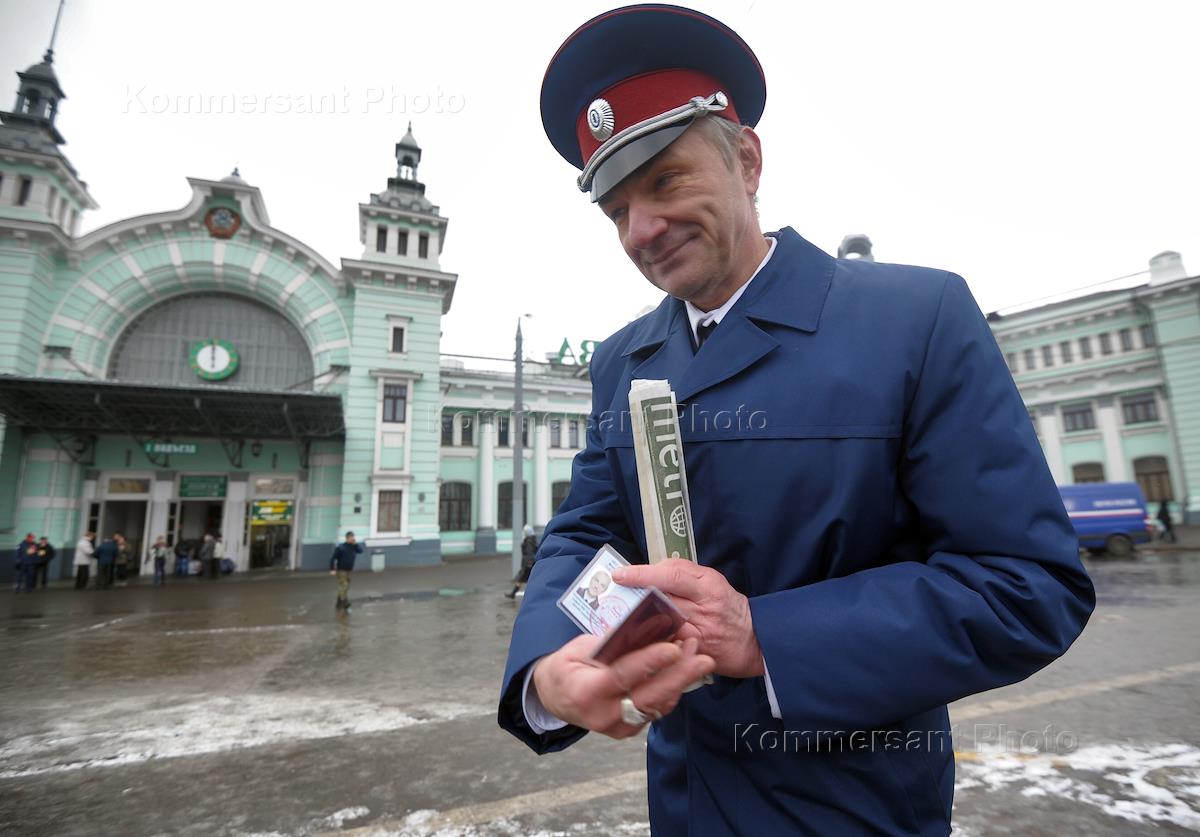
[574,68,741,166]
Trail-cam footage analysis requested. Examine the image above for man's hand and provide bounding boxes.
[532,634,714,739]
[612,559,765,679]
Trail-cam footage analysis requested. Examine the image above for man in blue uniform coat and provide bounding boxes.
[498,6,1095,835]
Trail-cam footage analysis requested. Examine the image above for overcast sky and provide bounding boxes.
[2,0,1197,363]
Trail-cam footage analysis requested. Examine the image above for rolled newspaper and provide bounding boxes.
[629,379,698,564]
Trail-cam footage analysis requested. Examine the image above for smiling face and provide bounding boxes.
[598,120,768,311]
[587,570,612,599]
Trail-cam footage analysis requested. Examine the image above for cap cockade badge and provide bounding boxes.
[587,98,615,141]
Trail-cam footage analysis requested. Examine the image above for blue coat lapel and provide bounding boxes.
[616,228,836,402]
[619,226,835,400]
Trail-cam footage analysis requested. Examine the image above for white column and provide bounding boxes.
[79,471,98,538]
[1035,408,1066,484]
[1096,397,1128,481]
[478,415,495,529]
[222,474,249,570]
[534,414,551,528]
[147,471,175,546]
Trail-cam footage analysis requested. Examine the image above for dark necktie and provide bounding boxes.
[696,320,718,349]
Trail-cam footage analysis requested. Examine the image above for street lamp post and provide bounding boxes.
[511,318,526,578]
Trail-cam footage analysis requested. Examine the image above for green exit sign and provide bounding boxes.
[145,442,197,455]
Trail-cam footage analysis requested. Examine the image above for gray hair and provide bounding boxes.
[693,115,746,170]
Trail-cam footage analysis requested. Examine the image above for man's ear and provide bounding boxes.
[737,127,763,196]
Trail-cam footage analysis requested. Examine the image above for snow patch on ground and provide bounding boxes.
[360,814,650,837]
[0,694,490,778]
[955,742,1200,830]
[321,806,371,828]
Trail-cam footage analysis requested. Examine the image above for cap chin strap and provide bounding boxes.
[576,90,729,194]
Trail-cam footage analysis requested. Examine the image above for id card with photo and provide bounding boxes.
[557,544,650,636]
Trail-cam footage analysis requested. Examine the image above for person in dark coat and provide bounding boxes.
[198,534,217,580]
[13,534,38,592]
[93,536,118,590]
[329,531,364,611]
[173,540,191,577]
[113,533,130,584]
[506,525,538,599]
[34,537,55,588]
[1157,501,1176,543]
[499,7,1095,836]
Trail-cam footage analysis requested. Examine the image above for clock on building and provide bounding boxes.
[189,339,240,381]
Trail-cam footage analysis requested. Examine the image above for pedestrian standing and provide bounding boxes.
[173,539,190,578]
[1157,501,1176,543]
[146,535,170,587]
[13,533,37,592]
[198,534,216,579]
[328,531,364,611]
[34,537,55,589]
[113,533,130,585]
[213,534,227,575]
[93,535,117,589]
[506,525,538,599]
[74,532,94,590]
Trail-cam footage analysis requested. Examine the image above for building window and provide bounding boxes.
[382,383,407,423]
[1059,341,1073,363]
[497,414,510,447]
[549,417,562,448]
[498,481,528,529]
[418,233,429,259]
[1062,404,1096,432]
[375,225,387,253]
[1023,349,1036,371]
[1005,353,1018,374]
[1041,345,1054,367]
[1134,456,1173,502]
[1119,328,1134,352]
[397,230,408,256]
[1122,394,1159,425]
[390,326,405,353]
[459,413,474,447]
[1079,336,1093,360]
[441,413,454,446]
[438,482,472,531]
[1099,333,1113,355]
[552,480,572,512]
[378,490,403,532]
[17,176,32,206]
[569,419,580,448]
[1140,324,1156,348]
[1072,463,1105,484]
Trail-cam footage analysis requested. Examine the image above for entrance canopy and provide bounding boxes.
[0,375,344,466]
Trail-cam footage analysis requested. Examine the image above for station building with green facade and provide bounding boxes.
[989,251,1200,525]
[0,46,593,582]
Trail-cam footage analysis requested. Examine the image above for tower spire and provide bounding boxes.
[45,0,66,63]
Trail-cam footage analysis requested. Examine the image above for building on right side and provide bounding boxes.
[987,250,1200,525]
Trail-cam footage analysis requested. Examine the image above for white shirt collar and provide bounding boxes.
[684,236,778,343]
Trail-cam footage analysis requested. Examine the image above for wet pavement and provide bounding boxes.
[1,547,1198,836]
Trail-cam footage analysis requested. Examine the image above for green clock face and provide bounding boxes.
[189,339,240,381]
